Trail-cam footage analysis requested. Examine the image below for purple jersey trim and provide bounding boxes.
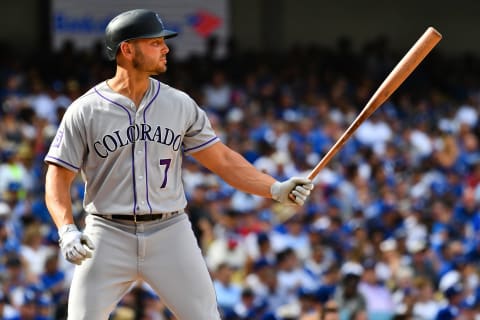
[94,87,133,124]
[94,86,137,214]
[142,81,161,213]
[45,155,80,171]
[183,136,220,153]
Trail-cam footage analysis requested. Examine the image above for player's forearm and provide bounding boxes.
[215,152,276,198]
[193,142,276,198]
[45,164,76,229]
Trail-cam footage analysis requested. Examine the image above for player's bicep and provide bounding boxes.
[45,163,77,187]
[45,164,77,207]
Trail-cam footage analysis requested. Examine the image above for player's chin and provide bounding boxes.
[150,66,167,75]
[157,64,168,73]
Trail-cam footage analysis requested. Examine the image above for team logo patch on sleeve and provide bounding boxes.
[53,129,64,148]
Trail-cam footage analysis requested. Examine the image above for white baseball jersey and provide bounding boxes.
[45,78,219,214]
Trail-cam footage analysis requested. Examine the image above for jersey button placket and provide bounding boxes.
[135,163,147,212]
[134,111,148,213]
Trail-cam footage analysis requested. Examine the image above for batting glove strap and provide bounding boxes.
[270,177,314,206]
[58,224,79,238]
[58,224,95,265]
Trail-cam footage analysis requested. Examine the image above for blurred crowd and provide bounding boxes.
[1,34,480,320]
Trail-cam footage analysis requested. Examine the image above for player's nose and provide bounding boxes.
[162,42,170,54]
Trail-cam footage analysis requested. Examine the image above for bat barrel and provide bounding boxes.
[307,27,442,181]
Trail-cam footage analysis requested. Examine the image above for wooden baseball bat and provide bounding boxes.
[307,27,442,180]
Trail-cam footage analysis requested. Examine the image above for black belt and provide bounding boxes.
[93,211,180,222]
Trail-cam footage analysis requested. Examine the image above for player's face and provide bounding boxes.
[131,38,170,75]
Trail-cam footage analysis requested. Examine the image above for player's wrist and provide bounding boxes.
[270,181,282,201]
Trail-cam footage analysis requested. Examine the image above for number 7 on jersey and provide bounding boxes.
[159,158,171,188]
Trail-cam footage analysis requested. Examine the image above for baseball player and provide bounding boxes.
[44,9,314,320]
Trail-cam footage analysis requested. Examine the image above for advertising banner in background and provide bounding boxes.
[52,0,229,60]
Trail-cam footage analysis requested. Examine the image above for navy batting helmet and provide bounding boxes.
[105,9,178,61]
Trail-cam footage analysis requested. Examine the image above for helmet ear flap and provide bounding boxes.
[105,43,116,61]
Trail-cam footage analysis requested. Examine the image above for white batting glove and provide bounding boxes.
[58,224,95,265]
[270,177,314,206]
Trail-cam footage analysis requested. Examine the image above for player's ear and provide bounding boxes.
[119,41,134,60]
